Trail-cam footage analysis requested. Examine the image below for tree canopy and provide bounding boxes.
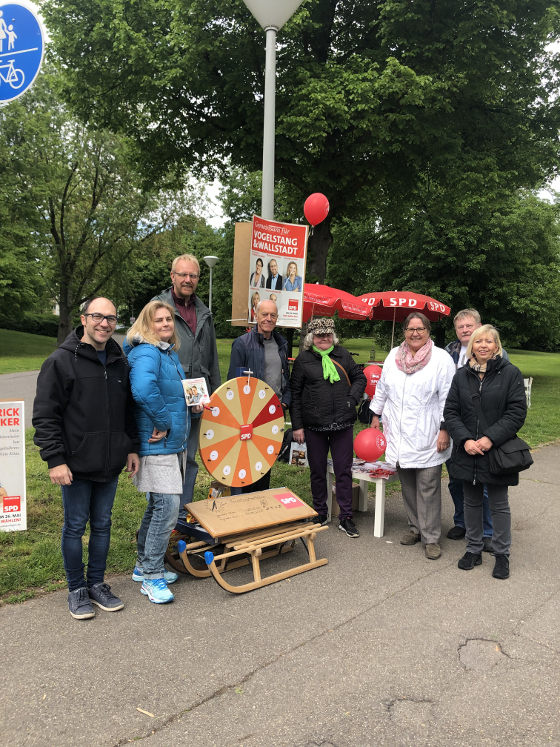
[0,71,202,342]
[44,0,560,280]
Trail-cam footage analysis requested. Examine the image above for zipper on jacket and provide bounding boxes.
[397,373,407,464]
[472,375,484,485]
[104,366,110,474]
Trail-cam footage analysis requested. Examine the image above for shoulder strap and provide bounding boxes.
[467,371,490,431]
[331,358,351,386]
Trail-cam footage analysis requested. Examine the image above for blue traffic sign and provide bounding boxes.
[0,2,44,104]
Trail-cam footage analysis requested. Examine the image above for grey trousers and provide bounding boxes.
[397,465,442,544]
[463,481,511,556]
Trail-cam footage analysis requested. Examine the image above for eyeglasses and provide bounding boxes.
[84,313,118,325]
[314,333,333,338]
[405,327,426,334]
[173,272,199,279]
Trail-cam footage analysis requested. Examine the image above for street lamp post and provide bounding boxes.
[242,0,304,220]
[203,255,219,312]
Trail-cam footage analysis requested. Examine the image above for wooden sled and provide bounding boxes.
[171,488,329,593]
[168,530,298,578]
[177,521,327,594]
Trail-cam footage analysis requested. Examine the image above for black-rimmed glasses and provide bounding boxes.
[84,313,118,325]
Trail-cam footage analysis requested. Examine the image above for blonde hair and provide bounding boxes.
[126,301,181,349]
[466,324,502,360]
[287,261,298,276]
[171,253,200,274]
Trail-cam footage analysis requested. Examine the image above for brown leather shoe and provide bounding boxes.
[425,543,441,560]
[400,530,421,545]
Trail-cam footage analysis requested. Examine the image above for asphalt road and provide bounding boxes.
[1,443,560,747]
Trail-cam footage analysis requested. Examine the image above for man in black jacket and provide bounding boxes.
[33,297,140,620]
[227,300,291,493]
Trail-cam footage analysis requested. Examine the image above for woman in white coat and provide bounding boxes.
[370,312,455,559]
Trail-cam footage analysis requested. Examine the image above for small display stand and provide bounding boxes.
[171,488,328,594]
[326,458,398,537]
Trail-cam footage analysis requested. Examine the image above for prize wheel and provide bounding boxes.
[199,376,284,488]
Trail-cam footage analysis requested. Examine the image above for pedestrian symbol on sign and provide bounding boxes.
[0,3,44,104]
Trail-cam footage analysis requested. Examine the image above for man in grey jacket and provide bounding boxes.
[153,254,221,514]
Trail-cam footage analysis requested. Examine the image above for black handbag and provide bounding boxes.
[358,398,373,425]
[467,373,533,475]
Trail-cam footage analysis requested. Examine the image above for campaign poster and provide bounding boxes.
[248,216,308,328]
[0,401,27,532]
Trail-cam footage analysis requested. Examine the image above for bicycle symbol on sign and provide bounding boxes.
[0,58,25,89]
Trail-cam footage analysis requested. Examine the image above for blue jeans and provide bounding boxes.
[178,417,201,518]
[137,492,180,578]
[447,462,492,537]
[61,476,119,592]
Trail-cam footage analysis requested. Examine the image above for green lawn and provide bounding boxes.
[0,332,557,603]
[0,328,58,374]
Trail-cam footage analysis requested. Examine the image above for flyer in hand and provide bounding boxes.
[182,377,210,406]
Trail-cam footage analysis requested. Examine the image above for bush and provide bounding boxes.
[0,314,59,338]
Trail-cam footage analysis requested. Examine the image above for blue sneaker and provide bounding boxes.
[141,578,174,604]
[132,566,178,584]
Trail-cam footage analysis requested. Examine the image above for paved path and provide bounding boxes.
[1,443,559,746]
[0,334,127,428]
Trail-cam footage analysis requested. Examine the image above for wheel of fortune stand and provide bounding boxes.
[199,376,285,488]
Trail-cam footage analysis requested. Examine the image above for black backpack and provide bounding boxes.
[277,428,294,463]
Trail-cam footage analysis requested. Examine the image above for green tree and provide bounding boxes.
[43,0,560,281]
[328,188,560,350]
[0,72,199,342]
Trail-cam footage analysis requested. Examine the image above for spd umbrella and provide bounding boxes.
[303,284,372,323]
[359,291,451,348]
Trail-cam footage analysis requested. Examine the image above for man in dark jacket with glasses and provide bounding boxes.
[33,297,139,620]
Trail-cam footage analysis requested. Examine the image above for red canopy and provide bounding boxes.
[303,284,372,323]
[358,291,451,322]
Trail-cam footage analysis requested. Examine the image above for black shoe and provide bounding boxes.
[447,526,466,540]
[68,587,95,620]
[482,536,493,553]
[492,554,510,580]
[339,518,359,538]
[315,515,328,526]
[458,552,482,570]
[88,582,124,612]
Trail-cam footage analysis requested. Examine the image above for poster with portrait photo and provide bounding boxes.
[248,216,308,329]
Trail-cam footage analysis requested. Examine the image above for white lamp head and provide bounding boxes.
[204,255,219,269]
[242,0,304,30]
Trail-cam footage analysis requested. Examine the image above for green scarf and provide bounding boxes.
[313,345,340,383]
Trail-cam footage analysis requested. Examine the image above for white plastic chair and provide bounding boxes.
[524,377,533,408]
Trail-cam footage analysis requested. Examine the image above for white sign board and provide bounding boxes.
[0,400,26,531]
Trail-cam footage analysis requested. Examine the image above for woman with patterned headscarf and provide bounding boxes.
[291,318,366,537]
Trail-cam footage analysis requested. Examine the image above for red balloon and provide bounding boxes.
[354,428,386,461]
[304,193,329,226]
[363,365,382,398]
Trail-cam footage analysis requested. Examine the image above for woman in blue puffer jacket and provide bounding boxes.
[124,301,202,604]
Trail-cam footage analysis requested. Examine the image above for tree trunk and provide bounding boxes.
[306,217,333,284]
[434,323,446,349]
[57,286,74,345]
[285,327,294,358]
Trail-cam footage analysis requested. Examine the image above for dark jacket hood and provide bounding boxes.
[59,326,125,363]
